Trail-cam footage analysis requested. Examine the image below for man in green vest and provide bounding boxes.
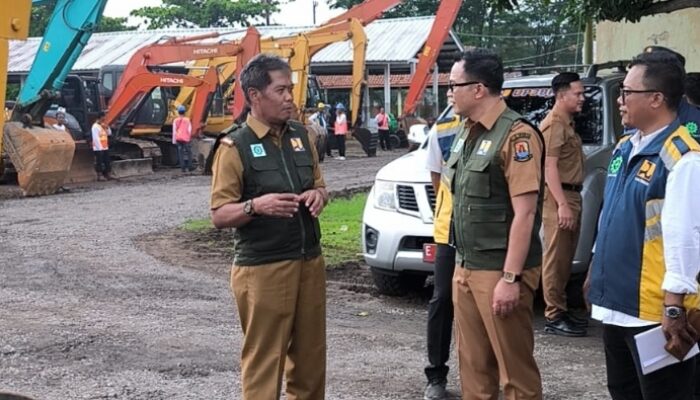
[210,54,328,400]
[447,49,544,399]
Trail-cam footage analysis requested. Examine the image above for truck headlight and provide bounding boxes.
[373,180,397,211]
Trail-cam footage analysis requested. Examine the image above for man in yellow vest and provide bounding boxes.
[92,111,113,181]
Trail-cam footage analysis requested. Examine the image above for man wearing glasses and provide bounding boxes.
[587,51,700,399]
[446,49,544,399]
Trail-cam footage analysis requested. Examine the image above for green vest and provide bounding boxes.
[230,121,322,266]
[447,108,543,270]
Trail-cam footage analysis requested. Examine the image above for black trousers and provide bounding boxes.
[378,129,391,150]
[94,150,111,175]
[425,243,456,383]
[335,135,346,157]
[325,131,334,156]
[603,323,697,400]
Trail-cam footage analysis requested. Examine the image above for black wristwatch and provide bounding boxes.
[243,199,256,216]
[664,305,685,319]
[502,271,522,284]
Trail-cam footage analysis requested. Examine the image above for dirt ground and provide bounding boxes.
[0,145,608,399]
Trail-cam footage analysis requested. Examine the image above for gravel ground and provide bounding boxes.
[0,146,608,399]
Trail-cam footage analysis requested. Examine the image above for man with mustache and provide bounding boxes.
[210,54,328,399]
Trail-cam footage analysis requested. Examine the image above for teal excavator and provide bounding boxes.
[2,0,109,196]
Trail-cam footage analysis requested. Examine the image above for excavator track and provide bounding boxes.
[109,137,160,178]
[3,122,75,196]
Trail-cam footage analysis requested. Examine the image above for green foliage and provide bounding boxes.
[329,0,582,66]
[180,218,214,232]
[319,193,366,266]
[131,0,281,29]
[506,0,700,22]
[29,1,135,37]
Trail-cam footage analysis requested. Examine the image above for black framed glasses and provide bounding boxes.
[448,81,482,92]
[619,82,661,104]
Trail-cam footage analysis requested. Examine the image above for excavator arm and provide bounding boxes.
[4,0,110,196]
[323,0,402,26]
[401,0,463,117]
[15,0,109,120]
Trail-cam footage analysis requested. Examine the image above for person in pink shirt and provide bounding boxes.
[334,103,348,160]
[376,106,391,151]
[172,105,194,172]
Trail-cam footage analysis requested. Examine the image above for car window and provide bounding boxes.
[504,86,604,145]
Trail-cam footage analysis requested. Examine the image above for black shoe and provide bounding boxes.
[424,379,447,400]
[566,311,589,328]
[545,316,587,337]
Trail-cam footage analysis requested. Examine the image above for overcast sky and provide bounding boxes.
[104,0,346,28]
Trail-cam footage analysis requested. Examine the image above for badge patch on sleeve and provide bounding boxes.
[250,143,266,158]
[476,140,492,156]
[290,137,305,152]
[635,159,656,184]
[513,140,532,162]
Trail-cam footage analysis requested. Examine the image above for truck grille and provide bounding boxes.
[396,185,419,212]
[426,185,436,212]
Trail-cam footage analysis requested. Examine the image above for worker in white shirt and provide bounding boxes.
[92,111,114,181]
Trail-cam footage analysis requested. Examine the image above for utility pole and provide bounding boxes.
[264,0,271,25]
[312,1,319,25]
[583,18,594,64]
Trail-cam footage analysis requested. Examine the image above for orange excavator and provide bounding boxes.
[102,27,260,165]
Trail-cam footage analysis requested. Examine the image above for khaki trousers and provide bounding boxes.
[542,189,581,320]
[453,266,542,400]
[231,256,326,400]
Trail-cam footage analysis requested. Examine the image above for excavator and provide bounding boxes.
[102,27,261,165]
[2,0,110,196]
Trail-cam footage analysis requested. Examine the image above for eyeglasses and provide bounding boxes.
[619,83,661,104]
[448,81,482,92]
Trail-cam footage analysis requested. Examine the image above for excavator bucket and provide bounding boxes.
[66,141,97,183]
[3,122,75,196]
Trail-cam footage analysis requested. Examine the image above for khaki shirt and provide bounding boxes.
[210,114,326,210]
[539,109,584,185]
[465,100,543,197]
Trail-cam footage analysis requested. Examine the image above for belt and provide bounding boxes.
[561,183,583,192]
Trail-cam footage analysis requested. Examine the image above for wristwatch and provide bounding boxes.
[502,271,522,284]
[664,305,685,319]
[243,199,256,216]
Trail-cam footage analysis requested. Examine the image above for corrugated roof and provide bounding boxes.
[8,16,459,73]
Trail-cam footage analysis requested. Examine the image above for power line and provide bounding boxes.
[455,30,583,40]
[504,45,579,65]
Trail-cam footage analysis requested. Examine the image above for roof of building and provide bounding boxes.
[8,16,462,73]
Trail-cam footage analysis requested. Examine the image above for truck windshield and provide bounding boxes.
[504,86,604,145]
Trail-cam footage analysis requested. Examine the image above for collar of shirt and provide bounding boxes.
[465,99,507,132]
[246,113,288,139]
[629,125,667,156]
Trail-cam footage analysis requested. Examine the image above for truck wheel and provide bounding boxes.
[371,269,426,296]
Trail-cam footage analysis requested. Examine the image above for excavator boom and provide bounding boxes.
[323,0,402,26]
[3,0,110,196]
[402,0,463,117]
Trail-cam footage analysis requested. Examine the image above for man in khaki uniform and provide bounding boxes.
[448,49,544,400]
[210,54,328,400]
[540,72,587,337]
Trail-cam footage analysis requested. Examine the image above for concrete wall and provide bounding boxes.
[596,9,700,71]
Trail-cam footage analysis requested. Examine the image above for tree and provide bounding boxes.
[29,1,136,37]
[131,0,281,29]
[501,0,700,22]
[328,0,582,66]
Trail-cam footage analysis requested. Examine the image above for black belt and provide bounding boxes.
[561,183,583,192]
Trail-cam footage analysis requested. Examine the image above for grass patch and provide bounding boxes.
[180,218,213,232]
[177,193,368,266]
[319,193,367,266]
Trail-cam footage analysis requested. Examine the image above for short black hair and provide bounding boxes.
[629,51,686,111]
[551,72,581,96]
[644,45,686,67]
[454,48,503,95]
[686,73,700,106]
[97,111,106,118]
[240,54,291,104]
